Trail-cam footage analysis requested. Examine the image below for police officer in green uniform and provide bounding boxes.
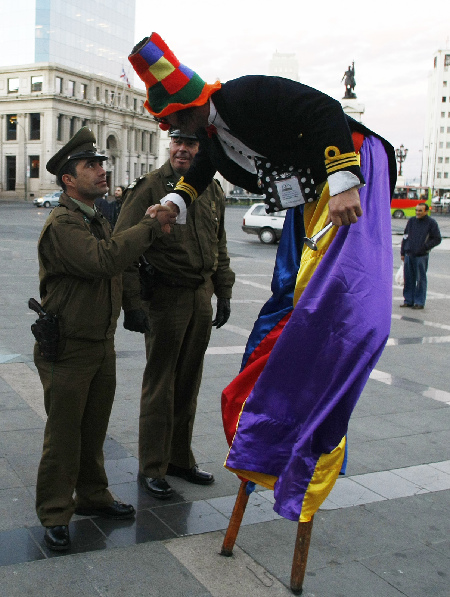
[34,127,176,551]
[114,130,235,499]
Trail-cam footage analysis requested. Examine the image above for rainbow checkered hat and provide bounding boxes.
[129,33,221,119]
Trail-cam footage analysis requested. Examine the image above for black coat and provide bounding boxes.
[180,75,396,201]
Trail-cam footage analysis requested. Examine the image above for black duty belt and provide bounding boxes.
[155,271,203,290]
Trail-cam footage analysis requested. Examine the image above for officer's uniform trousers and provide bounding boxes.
[35,337,116,526]
[139,278,214,479]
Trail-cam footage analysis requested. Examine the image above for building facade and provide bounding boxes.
[0,63,159,200]
[269,52,299,82]
[422,50,450,194]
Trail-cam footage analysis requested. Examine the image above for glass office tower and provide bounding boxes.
[0,0,135,83]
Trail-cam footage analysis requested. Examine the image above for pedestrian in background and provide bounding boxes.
[114,129,234,499]
[401,203,441,309]
[95,185,125,230]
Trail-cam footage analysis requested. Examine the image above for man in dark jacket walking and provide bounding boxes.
[401,203,441,309]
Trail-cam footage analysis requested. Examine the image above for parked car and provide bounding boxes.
[33,191,62,208]
[242,203,286,244]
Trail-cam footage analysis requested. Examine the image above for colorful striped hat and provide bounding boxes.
[129,33,221,119]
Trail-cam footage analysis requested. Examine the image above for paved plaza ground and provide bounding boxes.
[0,202,449,596]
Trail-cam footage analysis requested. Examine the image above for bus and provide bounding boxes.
[390,186,431,219]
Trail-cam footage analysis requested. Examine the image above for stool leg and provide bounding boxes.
[220,480,249,556]
[290,516,314,595]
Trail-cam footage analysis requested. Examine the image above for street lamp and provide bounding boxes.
[395,144,408,177]
[9,115,27,201]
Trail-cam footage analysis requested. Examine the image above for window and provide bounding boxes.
[441,112,446,117]
[133,98,137,111]
[56,76,63,93]
[57,114,63,141]
[29,156,40,178]
[96,86,100,101]
[81,83,87,99]
[446,157,450,164]
[31,76,43,92]
[439,142,443,148]
[141,163,146,175]
[437,172,442,178]
[134,130,139,151]
[29,113,41,140]
[6,156,16,190]
[142,131,146,152]
[438,157,443,163]
[105,89,109,103]
[125,95,129,107]
[444,81,448,87]
[8,78,19,93]
[445,54,450,66]
[68,80,75,96]
[443,97,447,103]
[448,127,450,133]
[134,163,138,178]
[110,90,115,105]
[69,117,76,138]
[445,173,449,179]
[149,132,154,153]
[447,142,450,148]
[7,115,17,140]
[441,127,445,133]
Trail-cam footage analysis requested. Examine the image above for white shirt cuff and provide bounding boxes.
[328,171,364,196]
[161,193,187,224]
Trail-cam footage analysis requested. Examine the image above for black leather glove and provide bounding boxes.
[123,309,150,333]
[212,298,231,329]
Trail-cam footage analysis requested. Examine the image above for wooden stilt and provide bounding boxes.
[290,516,314,595]
[220,480,249,556]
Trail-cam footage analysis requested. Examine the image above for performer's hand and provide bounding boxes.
[145,204,177,233]
[327,187,362,227]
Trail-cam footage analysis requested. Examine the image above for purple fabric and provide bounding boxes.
[225,136,393,521]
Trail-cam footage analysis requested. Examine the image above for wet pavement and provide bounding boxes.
[0,202,449,596]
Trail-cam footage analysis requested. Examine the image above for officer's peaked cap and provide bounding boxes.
[46,127,107,176]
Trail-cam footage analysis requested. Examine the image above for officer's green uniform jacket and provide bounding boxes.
[37,192,166,339]
[115,160,235,311]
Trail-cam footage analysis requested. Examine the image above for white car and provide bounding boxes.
[33,191,62,208]
[242,203,287,244]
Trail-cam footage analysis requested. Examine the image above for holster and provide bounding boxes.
[29,298,60,362]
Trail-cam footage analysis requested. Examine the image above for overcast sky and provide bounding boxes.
[134,0,449,184]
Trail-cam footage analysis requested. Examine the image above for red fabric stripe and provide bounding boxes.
[222,312,292,446]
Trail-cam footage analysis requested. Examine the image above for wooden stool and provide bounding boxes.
[220,480,314,595]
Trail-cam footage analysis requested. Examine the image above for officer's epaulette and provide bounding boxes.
[126,175,146,192]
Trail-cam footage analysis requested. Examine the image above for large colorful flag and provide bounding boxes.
[222,135,393,522]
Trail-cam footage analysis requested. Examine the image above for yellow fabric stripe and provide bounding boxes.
[224,465,277,490]
[299,436,346,522]
[293,182,338,306]
[174,177,198,201]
